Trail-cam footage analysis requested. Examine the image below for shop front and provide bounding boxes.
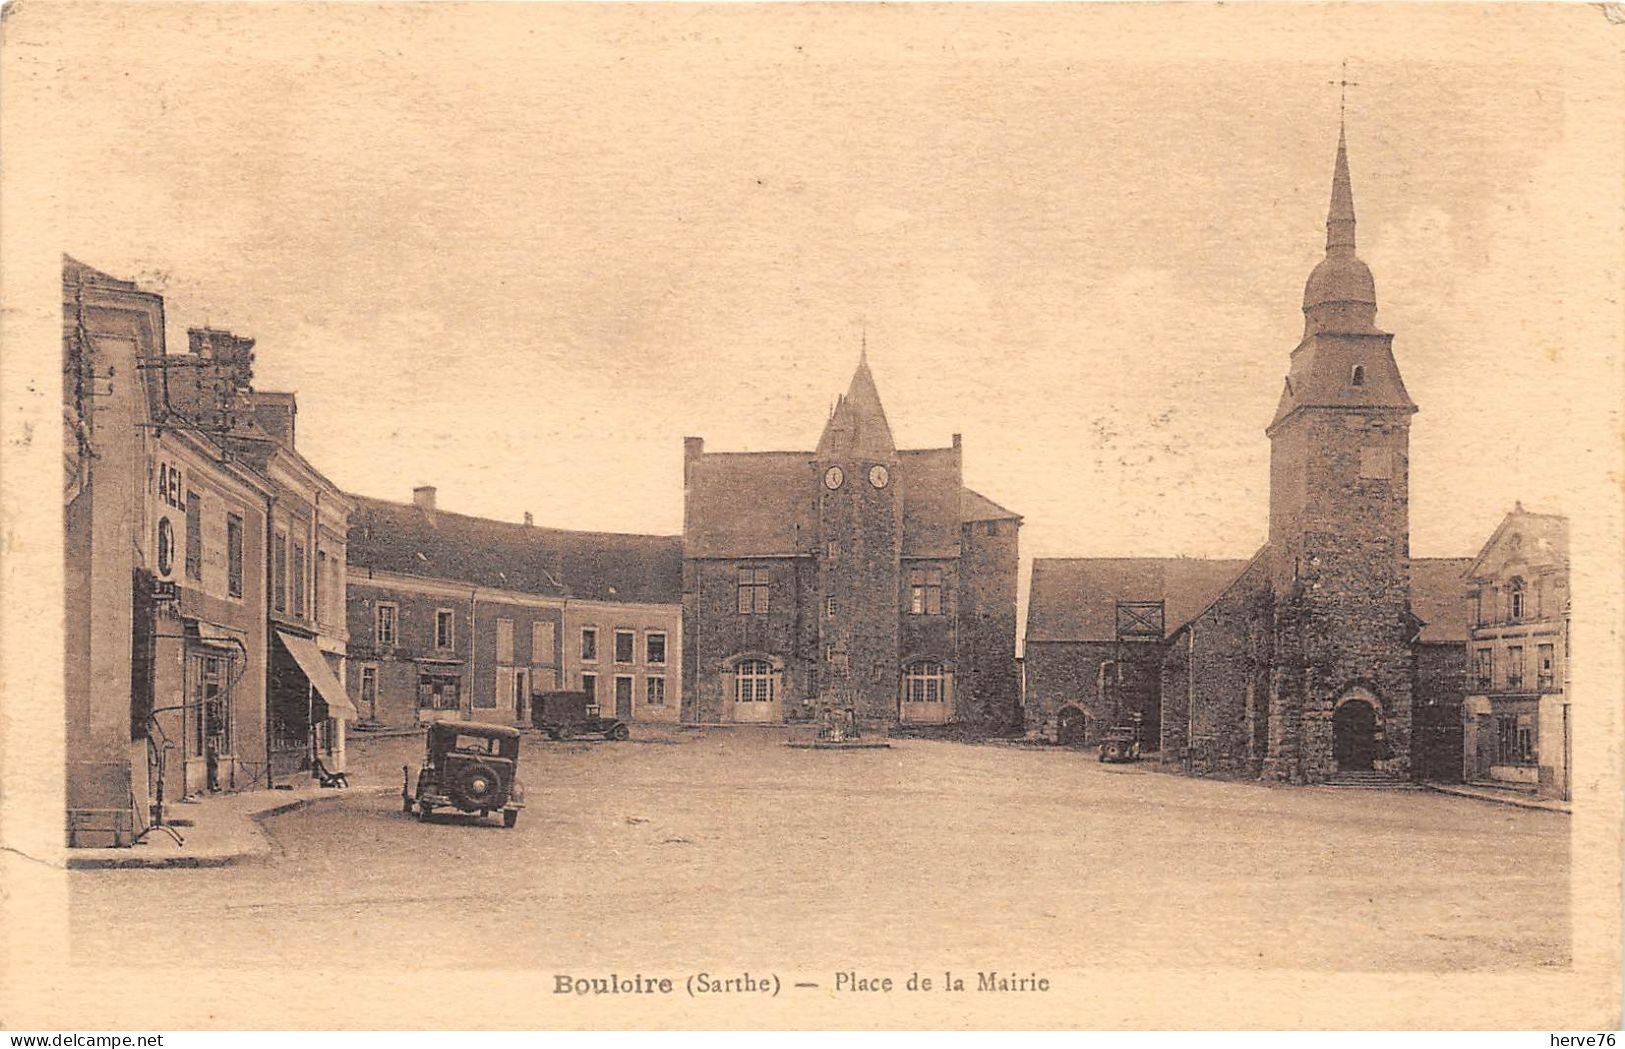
[269,629,358,783]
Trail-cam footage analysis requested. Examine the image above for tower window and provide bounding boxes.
[1350,364,1367,387]
[908,567,944,616]
[737,567,770,614]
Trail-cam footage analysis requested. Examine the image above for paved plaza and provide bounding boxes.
[72,728,1570,974]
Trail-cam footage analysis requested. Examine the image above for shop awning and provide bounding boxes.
[275,631,358,721]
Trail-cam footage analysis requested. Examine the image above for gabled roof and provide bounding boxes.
[1467,505,1570,581]
[961,488,1022,524]
[63,255,140,291]
[1025,556,1252,643]
[349,495,681,604]
[1410,557,1473,644]
[684,451,817,558]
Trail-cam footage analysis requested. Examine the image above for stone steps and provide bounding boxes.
[1320,771,1421,790]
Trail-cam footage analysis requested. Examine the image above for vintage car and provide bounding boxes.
[1098,725,1143,764]
[532,689,629,741]
[403,721,526,827]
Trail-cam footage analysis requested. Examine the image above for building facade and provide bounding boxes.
[64,258,364,847]
[1024,127,1472,784]
[681,356,1022,729]
[1462,507,1570,798]
[345,487,681,727]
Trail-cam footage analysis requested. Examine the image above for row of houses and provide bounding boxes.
[63,258,689,847]
[65,258,358,846]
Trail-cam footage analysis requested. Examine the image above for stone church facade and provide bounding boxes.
[681,357,1022,729]
[1025,126,1470,783]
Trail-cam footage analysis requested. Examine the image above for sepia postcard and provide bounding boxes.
[1,1,1622,1033]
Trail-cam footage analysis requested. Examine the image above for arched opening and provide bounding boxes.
[726,655,782,723]
[1350,364,1367,387]
[1333,698,1379,771]
[1056,705,1088,747]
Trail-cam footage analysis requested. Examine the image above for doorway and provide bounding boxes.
[1333,698,1379,771]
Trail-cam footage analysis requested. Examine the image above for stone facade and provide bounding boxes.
[682,357,1021,729]
[1024,127,1477,786]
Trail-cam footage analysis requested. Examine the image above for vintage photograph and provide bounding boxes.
[3,1,1621,1032]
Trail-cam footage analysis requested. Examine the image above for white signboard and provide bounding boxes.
[153,458,186,584]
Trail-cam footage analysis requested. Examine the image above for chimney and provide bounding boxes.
[952,433,962,450]
[523,511,534,527]
[413,486,437,512]
[683,436,704,484]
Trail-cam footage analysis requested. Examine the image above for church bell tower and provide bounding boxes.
[815,351,903,722]
[1264,125,1419,782]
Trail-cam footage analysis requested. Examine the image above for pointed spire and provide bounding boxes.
[1326,123,1357,256]
[817,348,896,459]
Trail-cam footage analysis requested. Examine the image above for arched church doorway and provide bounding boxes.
[1333,698,1379,772]
[1056,706,1088,747]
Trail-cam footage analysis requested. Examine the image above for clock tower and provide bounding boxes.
[815,352,903,721]
[1265,125,1419,782]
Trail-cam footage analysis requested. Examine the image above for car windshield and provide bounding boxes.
[452,735,499,754]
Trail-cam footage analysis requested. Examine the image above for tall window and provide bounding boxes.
[737,568,770,614]
[434,608,455,650]
[581,672,597,707]
[273,531,288,612]
[1505,645,1524,689]
[189,653,229,758]
[646,632,667,666]
[314,549,326,621]
[825,596,836,619]
[291,541,306,619]
[532,621,555,663]
[226,513,244,598]
[1537,643,1555,690]
[1350,364,1366,387]
[909,567,944,616]
[1474,648,1493,690]
[494,617,514,663]
[375,602,398,646]
[185,491,203,581]
[1509,578,1526,621]
[614,629,635,664]
[903,660,947,703]
[646,675,666,706]
[580,627,598,662]
[734,659,773,703]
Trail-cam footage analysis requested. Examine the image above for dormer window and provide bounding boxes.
[1350,364,1366,387]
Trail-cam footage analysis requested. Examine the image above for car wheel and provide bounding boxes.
[503,810,518,828]
[451,762,504,810]
[609,723,629,741]
[417,805,433,822]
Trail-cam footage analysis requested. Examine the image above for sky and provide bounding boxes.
[18,4,1623,610]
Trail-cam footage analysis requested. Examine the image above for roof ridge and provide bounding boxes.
[349,493,678,542]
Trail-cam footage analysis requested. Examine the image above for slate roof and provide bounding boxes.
[816,356,895,459]
[1410,557,1473,644]
[684,452,817,558]
[961,488,1022,523]
[1025,557,1252,643]
[348,495,681,605]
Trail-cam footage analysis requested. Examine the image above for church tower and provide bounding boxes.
[815,351,903,722]
[1264,126,1419,782]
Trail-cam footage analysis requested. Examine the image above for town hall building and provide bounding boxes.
[681,356,1022,729]
[1024,125,1471,783]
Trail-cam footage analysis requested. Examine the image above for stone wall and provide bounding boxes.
[1021,640,1117,739]
[683,557,817,722]
[954,517,1021,730]
[1413,641,1466,782]
[1184,556,1272,776]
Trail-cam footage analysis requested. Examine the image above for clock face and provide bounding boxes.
[869,464,890,489]
[823,466,845,490]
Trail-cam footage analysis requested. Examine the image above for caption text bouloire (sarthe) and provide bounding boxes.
[554,972,1053,998]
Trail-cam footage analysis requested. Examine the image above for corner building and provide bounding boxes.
[681,355,1021,729]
